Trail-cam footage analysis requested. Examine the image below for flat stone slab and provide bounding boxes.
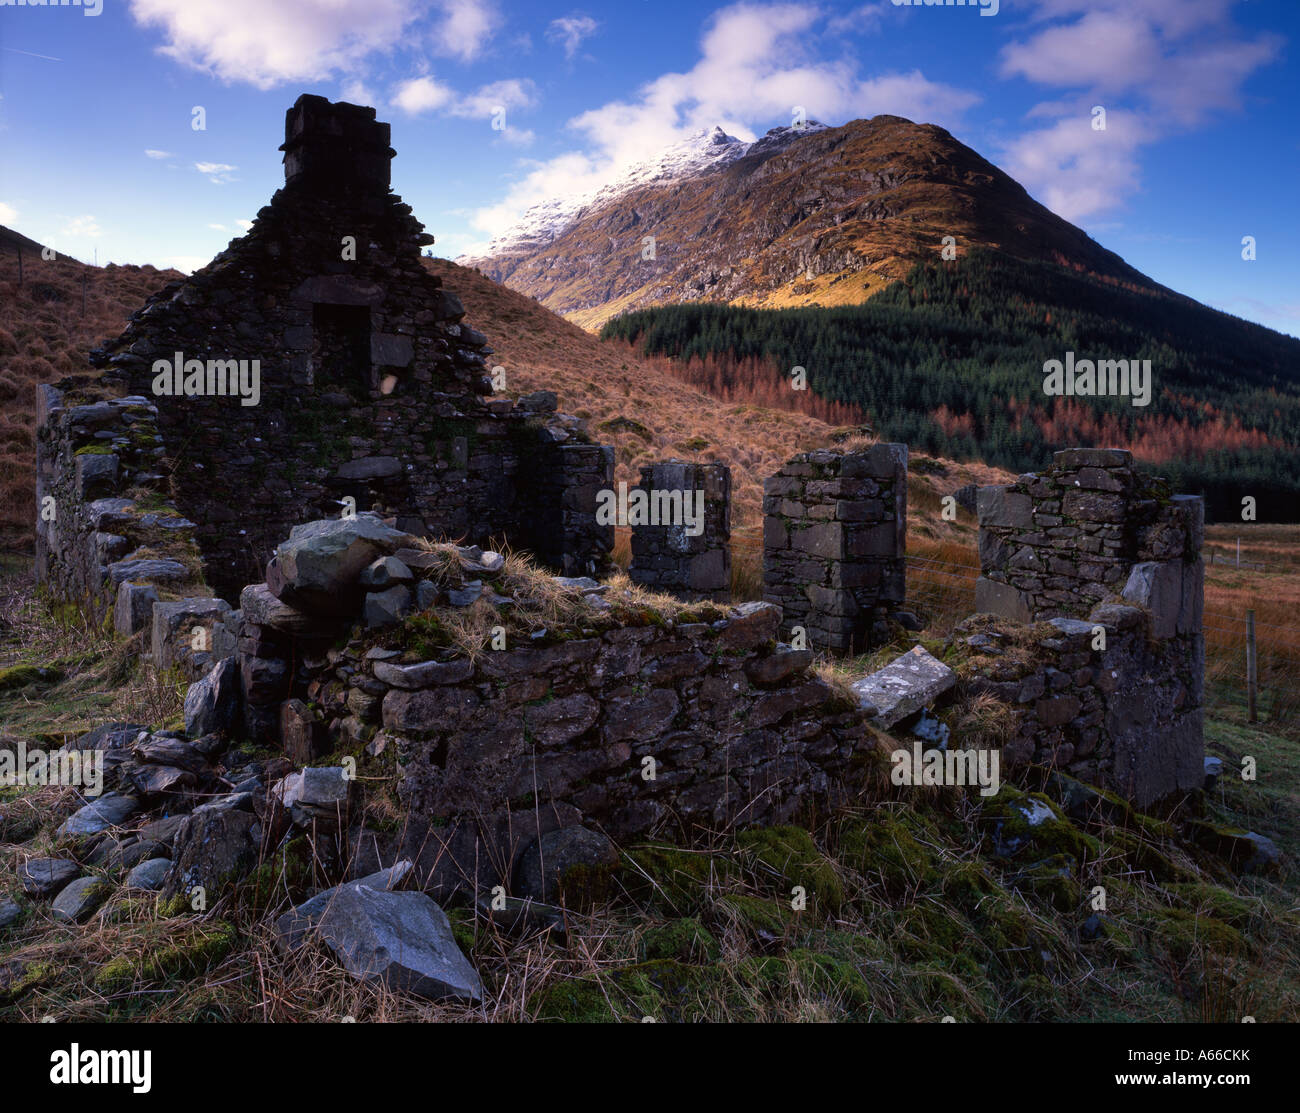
[275,862,414,949]
[850,646,957,728]
[372,658,474,689]
[107,559,190,586]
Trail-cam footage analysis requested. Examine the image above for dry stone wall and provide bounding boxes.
[208,515,873,899]
[33,383,237,680]
[970,448,1204,807]
[763,445,908,654]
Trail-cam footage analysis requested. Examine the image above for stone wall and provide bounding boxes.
[629,460,731,601]
[199,515,873,899]
[762,445,907,654]
[33,384,237,681]
[957,604,1203,808]
[77,95,611,600]
[971,448,1204,806]
[975,448,1204,627]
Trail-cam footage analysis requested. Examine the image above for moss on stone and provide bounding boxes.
[93,921,237,993]
[0,664,64,692]
[0,960,51,1005]
[447,907,477,954]
[714,893,794,937]
[623,843,725,913]
[980,785,1101,864]
[839,811,939,898]
[530,959,725,1023]
[735,826,844,915]
[1013,854,1080,913]
[1103,829,1198,883]
[1164,883,1260,929]
[1140,906,1248,962]
[641,917,721,964]
[787,948,874,1015]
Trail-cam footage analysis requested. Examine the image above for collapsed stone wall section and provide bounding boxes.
[33,383,235,680]
[203,515,874,900]
[629,460,731,601]
[762,445,907,654]
[971,448,1204,806]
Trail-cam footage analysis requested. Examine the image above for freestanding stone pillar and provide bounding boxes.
[629,460,731,602]
[762,444,907,655]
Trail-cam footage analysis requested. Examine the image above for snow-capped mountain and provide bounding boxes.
[455,113,1154,333]
[461,122,827,263]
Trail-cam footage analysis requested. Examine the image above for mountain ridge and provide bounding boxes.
[461,114,1179,331]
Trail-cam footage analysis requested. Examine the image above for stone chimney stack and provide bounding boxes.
[279,94,394,195]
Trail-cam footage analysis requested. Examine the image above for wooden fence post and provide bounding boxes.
[1246,609,1258,724]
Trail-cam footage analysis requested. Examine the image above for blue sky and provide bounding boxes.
[1,0,1297,335]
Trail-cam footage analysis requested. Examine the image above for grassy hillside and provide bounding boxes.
[0,242,183,548]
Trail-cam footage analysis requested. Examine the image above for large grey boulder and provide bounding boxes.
[363,584,411,628]
[974,576,1032,623]
[291,766,352,827]
[67,722,147,752]
[58,793,140,838]
[850,645,957,728]
[51,876,114,923]
[184,656,242,737]
[274,862,413,949]
[269,514,415,616]
[113,580,159,636]
[151,597,236,679]
[315,885,482,1002]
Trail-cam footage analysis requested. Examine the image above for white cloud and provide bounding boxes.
[195,161,238,184]
[144,148,174,159]
[998,0,1282,220]
[0,201,17,225]
[1001,109,1153,224]
[827,2,887,35]
[391,76,537,133]
[464,2,977,247]
[208,223,227,231]
[129,0,429,89]
[450,78,537,118]
[392,76,456,114]
[433,0,501,62]
[60,215,103,239]
[236,219,255,231]
[546,14,598,61]
[341,78,378,106]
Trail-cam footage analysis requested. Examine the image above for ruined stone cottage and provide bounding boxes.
[71,94,613,601]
